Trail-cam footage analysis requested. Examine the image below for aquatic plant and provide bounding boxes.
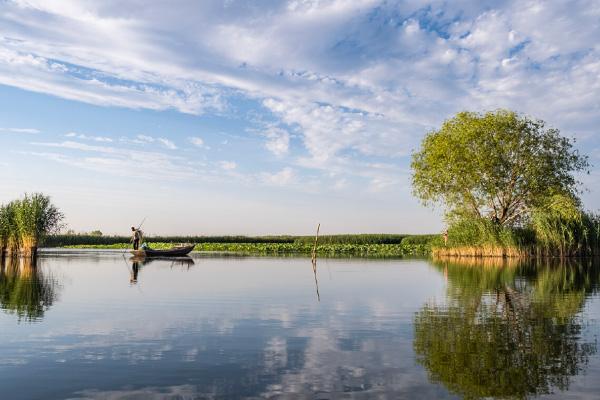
[0,193,64,256]
[434,194,600,257]
[63,241,431,257]
[45,233,426,247]
[0,202,20,255]
[530,194,600,257]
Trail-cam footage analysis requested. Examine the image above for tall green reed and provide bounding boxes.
[0,202,20,255]
[0,193,63,256]
[13,193,63,256]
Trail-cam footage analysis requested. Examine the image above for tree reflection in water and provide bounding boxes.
[0,256,59,322]
[414,258,599,400]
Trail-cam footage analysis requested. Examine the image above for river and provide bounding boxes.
[0,251,598,399]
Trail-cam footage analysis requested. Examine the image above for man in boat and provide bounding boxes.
[131,226,143,250]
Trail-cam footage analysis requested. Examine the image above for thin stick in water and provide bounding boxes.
[311,223,320,263]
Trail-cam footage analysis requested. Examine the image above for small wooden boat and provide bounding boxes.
[130,244,194,258]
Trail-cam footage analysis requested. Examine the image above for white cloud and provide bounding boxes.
[129,134,177,150]
[157,138,177,150]
[28,140,193,180]
[65,131,112,142]
[189,137,205,147]
[0,127,40,134]
[219,161,237,170]
[263,126,290,157]
[262,167,294,186]
[0,0,599,198]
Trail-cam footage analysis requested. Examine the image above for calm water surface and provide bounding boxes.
[0,251,599,399]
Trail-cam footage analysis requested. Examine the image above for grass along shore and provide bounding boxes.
[431,210,600,258]
[62,242,429,257]
[48,234,434,257]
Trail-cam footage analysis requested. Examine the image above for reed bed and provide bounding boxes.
[45,233,423,247]
[0,193,63,257]
[64,242,430,257]
[433,210,600,258]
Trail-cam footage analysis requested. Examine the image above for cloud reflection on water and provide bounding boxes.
[0,255,598,399]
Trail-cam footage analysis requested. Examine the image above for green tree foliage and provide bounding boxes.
[411,110,588,226]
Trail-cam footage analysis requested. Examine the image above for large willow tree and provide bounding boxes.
[411,110,589,226]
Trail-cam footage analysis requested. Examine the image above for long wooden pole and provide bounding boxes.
[311,223,320,263]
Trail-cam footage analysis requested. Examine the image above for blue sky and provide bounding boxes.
[0,0,599,235]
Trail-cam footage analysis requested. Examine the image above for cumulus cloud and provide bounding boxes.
[262,126,290,157]
[0,0,599,193]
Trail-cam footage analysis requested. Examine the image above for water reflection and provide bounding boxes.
[130,260,140,284]
[312,260,320,302]
[127,256,195,285]
[1,254,599,399]
[0,256,60,321]
[414,258,600,399]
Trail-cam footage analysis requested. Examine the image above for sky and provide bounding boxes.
[0,0,599,236]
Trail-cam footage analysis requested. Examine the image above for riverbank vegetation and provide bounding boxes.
[412,109,596,257]
[44,233,413,246]
[52,234,432,257]
[0,193,63,257]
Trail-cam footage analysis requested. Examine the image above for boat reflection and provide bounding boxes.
[0,256,60,322]
[414,258,600,399]
[127,256,195,285]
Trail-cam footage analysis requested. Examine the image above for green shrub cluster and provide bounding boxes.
[1,193,63,256]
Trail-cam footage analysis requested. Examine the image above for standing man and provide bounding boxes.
[442,230,448,247]
[131,226,143,250]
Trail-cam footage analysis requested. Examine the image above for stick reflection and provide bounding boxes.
[312,260,320,302]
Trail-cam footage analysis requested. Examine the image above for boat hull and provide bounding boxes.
[130,245,195,258]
